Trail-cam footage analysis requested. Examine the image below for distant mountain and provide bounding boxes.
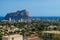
[0,16,4,20]
[1,9,60,21]
[4,9,29,20]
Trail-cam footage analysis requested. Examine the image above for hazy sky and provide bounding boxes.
[0,0,60,16]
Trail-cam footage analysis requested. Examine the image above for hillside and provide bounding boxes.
[4,9,29,20]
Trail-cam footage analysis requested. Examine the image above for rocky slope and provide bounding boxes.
[4,9,29,20]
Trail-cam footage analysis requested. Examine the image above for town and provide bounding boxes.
[0,10,60,40]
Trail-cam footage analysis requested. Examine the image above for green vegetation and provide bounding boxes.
[0,20,60,40]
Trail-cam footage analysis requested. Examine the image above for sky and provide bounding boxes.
[0,0,60,17]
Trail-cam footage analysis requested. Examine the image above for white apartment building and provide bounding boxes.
[2,34,23,40]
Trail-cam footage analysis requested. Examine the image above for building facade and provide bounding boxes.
[2,34,23,40]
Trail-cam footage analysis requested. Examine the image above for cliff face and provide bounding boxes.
[4,9,29,20]
[0,17,4,21]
